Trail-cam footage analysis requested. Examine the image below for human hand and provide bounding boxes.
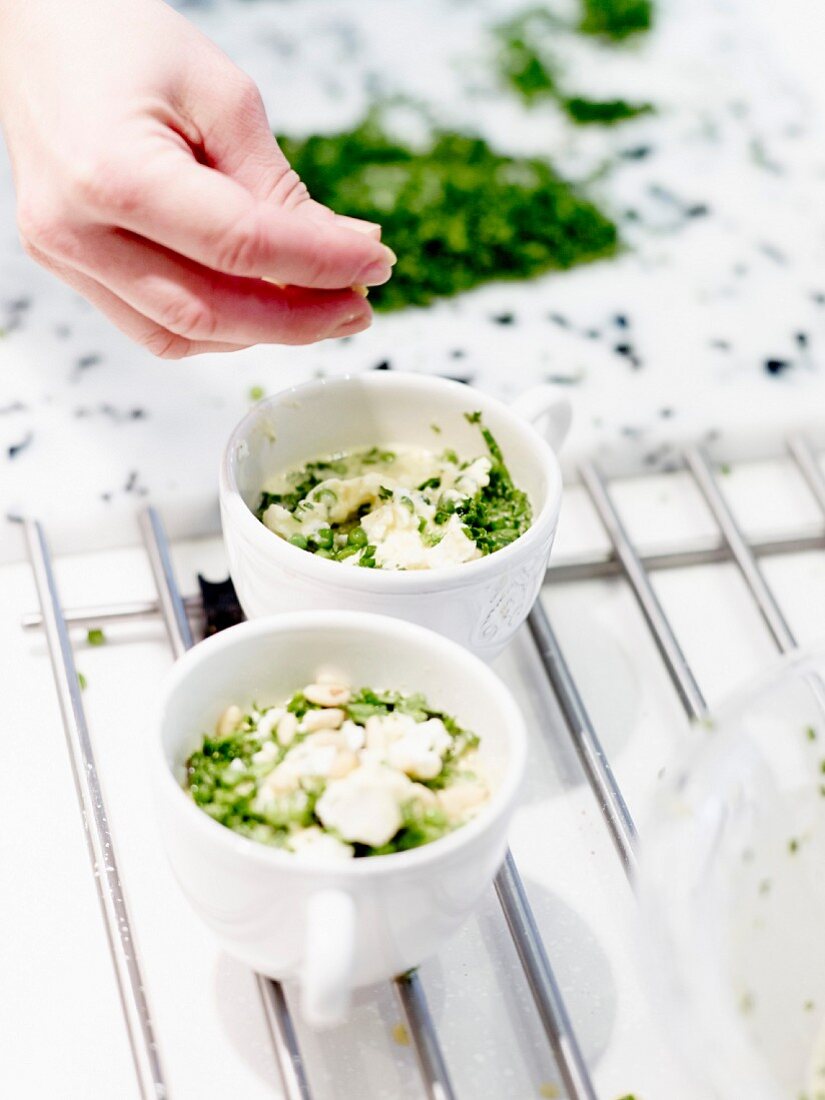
[0,0,395,357]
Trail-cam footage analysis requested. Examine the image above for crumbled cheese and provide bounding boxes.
[437,777,489,823]
[256,707,285,741]
[316,764,413,847]
[277,712,298,746]
[287,827,354,861]
[262,445,499,570]
[252,740,280,765]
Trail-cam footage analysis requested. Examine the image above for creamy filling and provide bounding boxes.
[254,417,532,571]
[185,675,490,859]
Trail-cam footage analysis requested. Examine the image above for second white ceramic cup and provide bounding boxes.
[155,611,527,1027]
[220,372,569,660]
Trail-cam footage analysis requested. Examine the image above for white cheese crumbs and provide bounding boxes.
[316,765,412,847]
[341,719,366,752]
[277,711,298,746]
[260,444,503,571]
[437,777,490,824]
[216,704,243,736]
[256,707,285,742]
[252,740,279,765]
[287,827,354,861]
[191,671,491,857]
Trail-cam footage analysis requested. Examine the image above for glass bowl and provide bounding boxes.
[638,646,825,1100]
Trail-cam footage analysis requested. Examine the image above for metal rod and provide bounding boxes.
[24,524,825,632]
[138,509,195,659]
[394,974,457,1100]
[684,447,797,653]
[527,601,638,879]
[494,852,597,1100]
[138,506,312,1100]
[22,595,203,630]
[545,527,825,583]
[24,519,166,1100]
[580,460,710,722]
[258,980,313,1100]
[788,435,825,516]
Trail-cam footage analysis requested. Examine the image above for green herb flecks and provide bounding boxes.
[457,413,533,554]
[185,686,480,857]
[87,628,106,646]
[278,115,618,311]
[495,10,654,124]
[579,0,654,41]
[256,417,532,567]
[562,96,653,125]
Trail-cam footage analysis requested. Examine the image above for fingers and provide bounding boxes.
[78,138,395,290]
[194,75,383,242]
[36,227,373,346]
[25,244,250,358]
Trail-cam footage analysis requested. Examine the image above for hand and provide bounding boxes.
[0,0,395,357]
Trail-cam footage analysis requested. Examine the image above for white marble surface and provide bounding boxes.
[2,0,825,562]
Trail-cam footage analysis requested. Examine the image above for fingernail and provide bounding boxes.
[358,251,396,286]
[383,245,397,265]
[351,284,369,298]
[335,214,382,239]
[331,311,369,338]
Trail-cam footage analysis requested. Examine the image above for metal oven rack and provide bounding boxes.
[21,433,825,1100]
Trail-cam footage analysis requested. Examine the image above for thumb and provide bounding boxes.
[202,75,384,242]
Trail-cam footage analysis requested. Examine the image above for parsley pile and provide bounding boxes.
[278,117,618,311]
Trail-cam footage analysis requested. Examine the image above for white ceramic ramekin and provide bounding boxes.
[154,611,527,1028]
[219,373,569,660]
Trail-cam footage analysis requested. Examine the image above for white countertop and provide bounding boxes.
[2,0,825,563]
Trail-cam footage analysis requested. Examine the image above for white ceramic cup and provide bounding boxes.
[155,611,527,1028]
[220,373,569,660]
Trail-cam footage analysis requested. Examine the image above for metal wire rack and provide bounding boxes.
[21,432,825,1100]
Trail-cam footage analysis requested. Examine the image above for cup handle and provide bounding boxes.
[301,889,356,1028]
[509,385,572,453]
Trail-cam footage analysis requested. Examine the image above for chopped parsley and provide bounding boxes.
[87,628,106,646]
[579,0,654,41]
[495,11,654,123]
[255,416,532,567]
[185,685,482,857]
[278,115,618,310]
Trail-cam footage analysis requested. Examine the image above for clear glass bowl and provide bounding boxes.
[639,647,825,1100]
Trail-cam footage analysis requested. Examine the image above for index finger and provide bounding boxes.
[89,142,395,289]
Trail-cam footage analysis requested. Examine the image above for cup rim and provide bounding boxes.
[219,372,563,592]
[155,610,528,876]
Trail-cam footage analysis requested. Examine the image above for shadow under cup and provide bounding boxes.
[219,373,564,660]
